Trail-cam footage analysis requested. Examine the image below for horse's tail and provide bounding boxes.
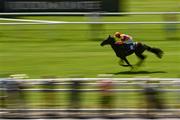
[144,44,164,58]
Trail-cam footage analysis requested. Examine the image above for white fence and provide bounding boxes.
[1,77,180,118]
[0,21,180,25]
[0,12,180,15]
[1,77,180,92]
[1,77,180,81]
[0,12,180,25]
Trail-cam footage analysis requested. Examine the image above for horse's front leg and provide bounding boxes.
[120,57,133,68]
[118,59,124,66]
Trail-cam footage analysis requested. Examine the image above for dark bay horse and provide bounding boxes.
[100,35,163,67]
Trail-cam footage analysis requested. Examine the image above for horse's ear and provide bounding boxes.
[109,35,111,37]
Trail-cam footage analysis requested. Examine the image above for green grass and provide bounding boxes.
[0,22,179,78]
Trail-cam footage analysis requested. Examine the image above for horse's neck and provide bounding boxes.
[110,44,120,55]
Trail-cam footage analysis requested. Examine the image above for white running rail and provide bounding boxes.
[0,12,180,16]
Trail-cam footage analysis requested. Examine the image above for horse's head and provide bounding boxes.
[100,35,115,46]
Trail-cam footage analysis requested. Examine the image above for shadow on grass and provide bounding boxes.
[108,70,167,75]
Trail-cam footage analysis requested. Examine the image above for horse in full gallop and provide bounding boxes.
[100,35,163,67]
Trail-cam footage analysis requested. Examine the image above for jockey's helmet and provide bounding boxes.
[114,32,121,38]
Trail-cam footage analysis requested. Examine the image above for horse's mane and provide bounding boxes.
[107,35,117,45]
[109,36,115,41]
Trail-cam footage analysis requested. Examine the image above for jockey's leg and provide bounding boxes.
[130,44,134,50]
[124,43,134,52]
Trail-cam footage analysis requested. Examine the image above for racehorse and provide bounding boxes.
[100,35,163,68]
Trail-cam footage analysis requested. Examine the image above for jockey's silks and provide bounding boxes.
[115,33,133,44]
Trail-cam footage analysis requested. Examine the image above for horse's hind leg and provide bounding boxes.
[135,53,147,66]
[134,43,147,66]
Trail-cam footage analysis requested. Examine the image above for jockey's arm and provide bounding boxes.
[115,41,124,45]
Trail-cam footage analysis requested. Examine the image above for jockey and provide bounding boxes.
[114,32,135,51]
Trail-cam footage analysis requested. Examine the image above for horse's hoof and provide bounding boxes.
[121,65,131,67]
[119,64,124,66]
[130,65,134,69]
[157,52,163,58]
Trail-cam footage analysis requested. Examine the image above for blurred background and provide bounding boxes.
[0,0,180,119]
